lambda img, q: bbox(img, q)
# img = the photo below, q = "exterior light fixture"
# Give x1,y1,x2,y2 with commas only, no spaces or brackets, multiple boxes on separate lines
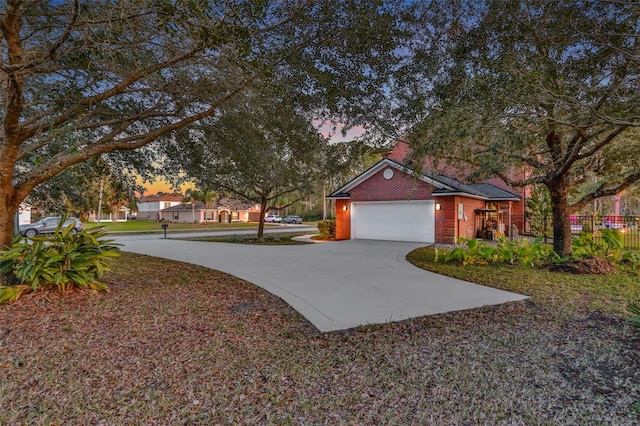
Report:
342,204,348,211
435,203,441,211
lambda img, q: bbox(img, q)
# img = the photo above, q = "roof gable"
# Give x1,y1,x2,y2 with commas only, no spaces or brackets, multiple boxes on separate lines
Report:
327,158,454,198
386,140,524,194
328,157,520,202
139,193,184,203
160,198,261,212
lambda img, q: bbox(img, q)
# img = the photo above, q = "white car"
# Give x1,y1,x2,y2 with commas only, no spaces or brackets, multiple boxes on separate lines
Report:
264,214,282,223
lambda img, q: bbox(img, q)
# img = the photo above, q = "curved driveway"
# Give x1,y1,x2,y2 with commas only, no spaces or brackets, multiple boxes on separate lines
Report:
119,236,528,332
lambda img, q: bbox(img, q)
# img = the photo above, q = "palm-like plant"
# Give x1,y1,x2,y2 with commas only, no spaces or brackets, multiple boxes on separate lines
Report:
199,190,217,222
183,188,201,223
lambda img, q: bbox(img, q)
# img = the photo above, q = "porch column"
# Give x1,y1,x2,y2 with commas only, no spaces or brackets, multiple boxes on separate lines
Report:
335,199,351,240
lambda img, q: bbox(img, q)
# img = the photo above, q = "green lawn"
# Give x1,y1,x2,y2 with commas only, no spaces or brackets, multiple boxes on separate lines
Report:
84,221,278,233
407,247,640,315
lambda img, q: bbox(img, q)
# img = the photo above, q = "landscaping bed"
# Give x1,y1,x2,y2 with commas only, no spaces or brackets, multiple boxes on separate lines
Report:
0,252,638,424
179,232,310,245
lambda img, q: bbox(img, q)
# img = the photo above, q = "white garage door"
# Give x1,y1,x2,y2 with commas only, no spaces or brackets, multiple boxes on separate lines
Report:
351,201,435,243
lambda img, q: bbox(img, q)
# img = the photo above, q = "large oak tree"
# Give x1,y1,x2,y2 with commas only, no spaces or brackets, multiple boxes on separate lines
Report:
405,0,640,256
0,0,408,254
170,92,327,238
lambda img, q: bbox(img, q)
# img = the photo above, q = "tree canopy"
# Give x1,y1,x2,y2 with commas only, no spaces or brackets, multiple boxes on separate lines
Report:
0,0,409,249
171,92,327,237
404,0,640,256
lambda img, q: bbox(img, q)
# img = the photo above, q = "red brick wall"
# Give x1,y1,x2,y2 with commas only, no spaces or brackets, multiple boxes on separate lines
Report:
386,141,411,162
350,168,435,202
458,197,485,241
333,161,527,243
435,197,455,244
435,197,485,244
386,141,528,224
335,199,351,240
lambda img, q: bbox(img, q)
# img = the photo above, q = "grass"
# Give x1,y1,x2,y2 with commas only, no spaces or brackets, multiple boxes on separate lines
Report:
0,251,639,424
180,233,311,245
407,247,640,315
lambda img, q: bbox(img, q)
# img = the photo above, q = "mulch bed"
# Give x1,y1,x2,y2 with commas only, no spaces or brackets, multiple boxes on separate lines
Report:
549,256,618,274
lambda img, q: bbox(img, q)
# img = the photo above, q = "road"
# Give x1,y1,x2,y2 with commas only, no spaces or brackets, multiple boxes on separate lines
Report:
110,224,318,242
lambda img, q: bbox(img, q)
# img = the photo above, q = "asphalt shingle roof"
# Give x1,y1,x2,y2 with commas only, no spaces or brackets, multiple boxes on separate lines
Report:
161,198,258,212
328,158,520,201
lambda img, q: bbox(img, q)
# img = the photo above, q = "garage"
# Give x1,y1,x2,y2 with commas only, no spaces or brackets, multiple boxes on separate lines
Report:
351,200,435,243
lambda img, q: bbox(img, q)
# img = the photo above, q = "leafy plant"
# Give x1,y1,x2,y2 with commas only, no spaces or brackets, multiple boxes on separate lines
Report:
444,245,471,265
525,186,552,239
572,229,624,261
0,222,120,303
317,219,336,239
621,251,640,270
600,229,624,252
443,236,557,268
571,232,600,257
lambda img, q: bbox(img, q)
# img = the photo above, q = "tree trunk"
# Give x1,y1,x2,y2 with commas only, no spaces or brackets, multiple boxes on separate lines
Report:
0,205,17,251
548,178,572,257
0,194,20,285
111,204,118,224
257,196,267,239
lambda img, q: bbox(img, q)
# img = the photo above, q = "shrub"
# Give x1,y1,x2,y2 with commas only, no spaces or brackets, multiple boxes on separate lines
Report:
572,229,625,261
525,186,552,239
0,223,120,303
621,251,640,270
317,219,336,239
443,236,557,268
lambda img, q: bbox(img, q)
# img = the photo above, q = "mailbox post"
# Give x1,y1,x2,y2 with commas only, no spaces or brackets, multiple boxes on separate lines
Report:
161,223,168,239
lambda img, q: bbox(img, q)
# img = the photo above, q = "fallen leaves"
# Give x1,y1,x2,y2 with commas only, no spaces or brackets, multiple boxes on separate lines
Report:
0,253,638,424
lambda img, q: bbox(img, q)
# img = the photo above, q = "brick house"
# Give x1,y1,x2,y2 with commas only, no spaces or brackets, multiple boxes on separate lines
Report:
327,142,526,244
159,198,262,223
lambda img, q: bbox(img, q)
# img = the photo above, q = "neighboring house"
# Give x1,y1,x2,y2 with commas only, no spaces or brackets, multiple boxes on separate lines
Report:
88,205,131,222
159,198,262,223
327,142,526,244
137,193,184,221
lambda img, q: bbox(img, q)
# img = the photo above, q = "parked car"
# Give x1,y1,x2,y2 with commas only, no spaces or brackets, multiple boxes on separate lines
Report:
602,221,624,230
283,215,303,224
570,224,583,233
264,214,283,223
19,217,83,238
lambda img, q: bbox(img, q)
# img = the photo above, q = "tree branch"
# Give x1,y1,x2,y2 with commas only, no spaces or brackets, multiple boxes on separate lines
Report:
570,170,640,212
13,79,251,200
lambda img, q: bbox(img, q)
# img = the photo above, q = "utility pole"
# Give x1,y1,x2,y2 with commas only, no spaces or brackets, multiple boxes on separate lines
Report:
322,185,327,220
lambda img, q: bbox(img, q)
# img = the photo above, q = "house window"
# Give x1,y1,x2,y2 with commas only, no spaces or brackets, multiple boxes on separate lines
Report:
164,202,171,209
205,211,213,220
232,211,239,220
173,212,179,220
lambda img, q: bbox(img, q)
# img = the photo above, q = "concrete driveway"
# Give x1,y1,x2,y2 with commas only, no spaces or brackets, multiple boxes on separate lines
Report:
119,237,528,332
